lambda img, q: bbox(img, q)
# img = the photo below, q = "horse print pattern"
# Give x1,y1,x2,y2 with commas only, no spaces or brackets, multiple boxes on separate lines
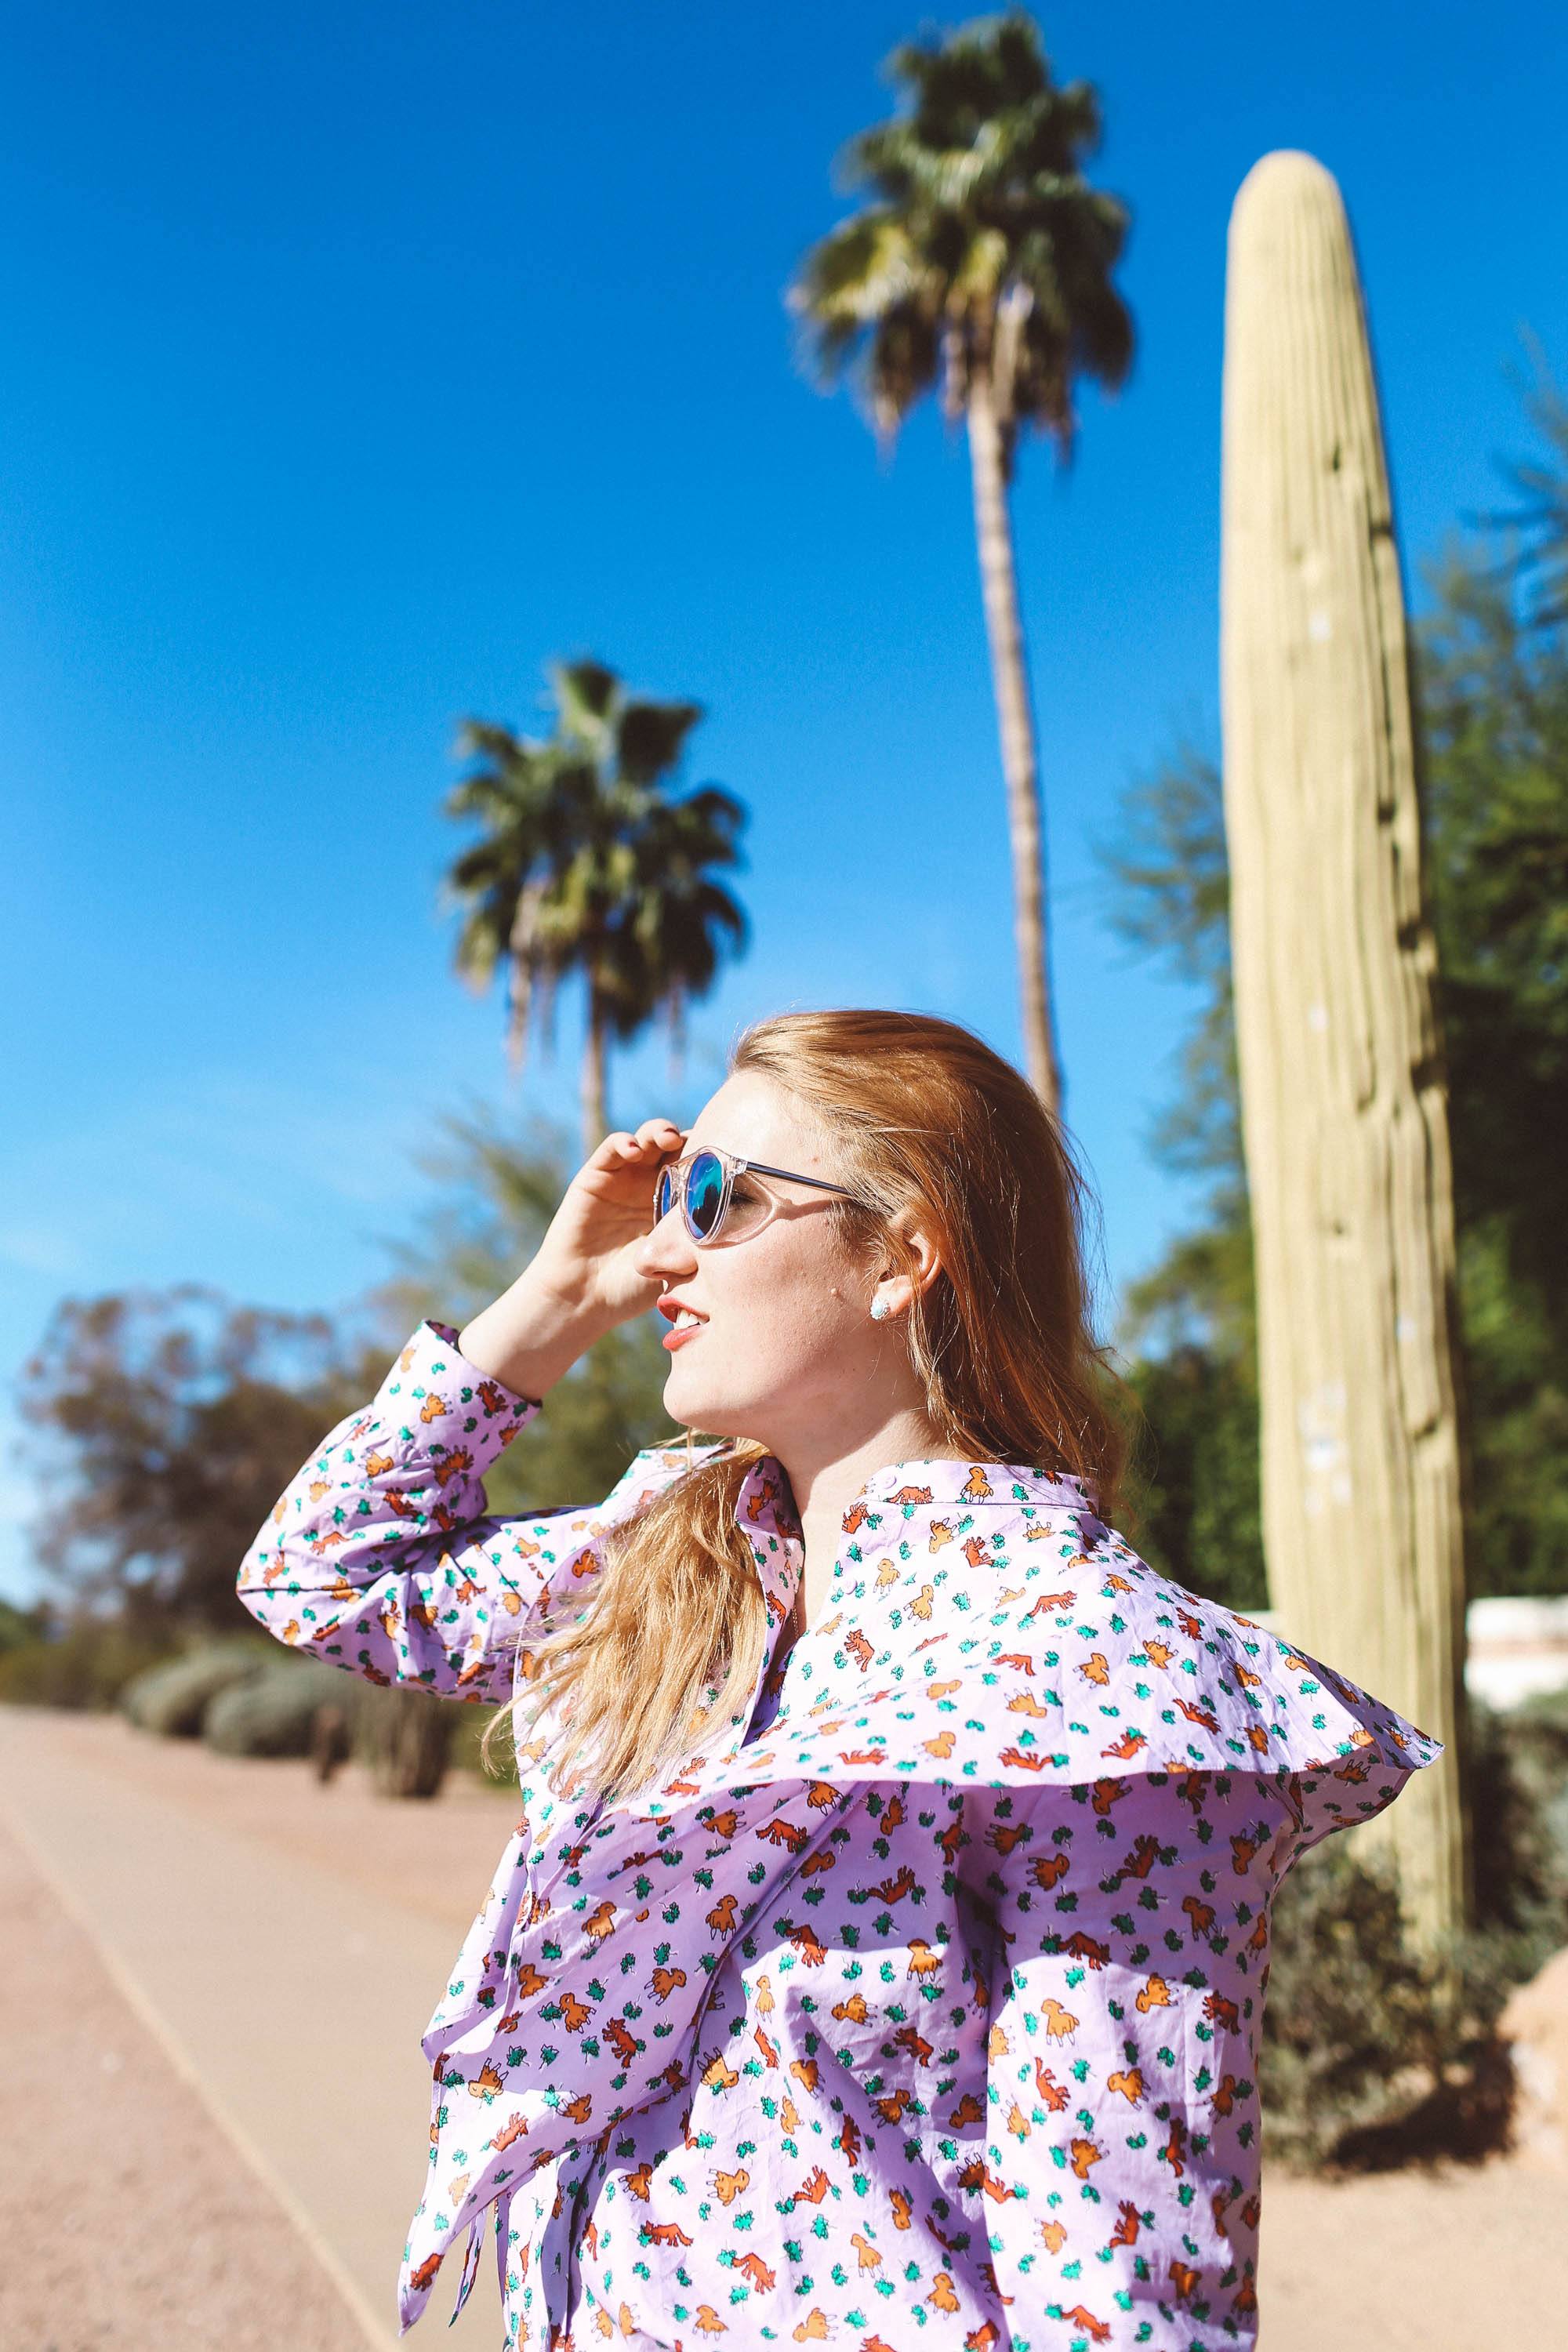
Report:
238,1320,1442,2350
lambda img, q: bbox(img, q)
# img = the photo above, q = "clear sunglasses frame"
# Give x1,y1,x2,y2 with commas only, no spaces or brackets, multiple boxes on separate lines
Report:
652,1145,871,1247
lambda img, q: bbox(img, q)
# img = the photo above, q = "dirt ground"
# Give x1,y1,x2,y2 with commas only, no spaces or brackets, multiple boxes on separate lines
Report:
2,1709,1565,2352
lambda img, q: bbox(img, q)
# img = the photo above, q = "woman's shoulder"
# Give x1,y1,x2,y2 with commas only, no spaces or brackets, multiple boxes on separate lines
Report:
739,1486,1442,1844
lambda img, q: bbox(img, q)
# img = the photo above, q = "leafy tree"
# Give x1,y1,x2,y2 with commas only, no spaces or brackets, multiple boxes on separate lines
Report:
443,658,747,1156
1468,330,1568,636
16,1290,382,1631
1414,524,1568,1592
791,8,1133,1115
13,1123,684,1661
1088,741,1265,1610
1114,1340,1266,1615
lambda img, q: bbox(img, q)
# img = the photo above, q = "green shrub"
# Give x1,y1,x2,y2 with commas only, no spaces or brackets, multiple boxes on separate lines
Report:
354,1683,457,1798
119,1639,271,1737
1262,1842,1513,2167
0,1599,48,1654
452,1700,516,1784
0,1621,175,1711
1263,1690,1568,2169
204,1658,351,1758
1461,1689,1568,1994
194,1663,459,1795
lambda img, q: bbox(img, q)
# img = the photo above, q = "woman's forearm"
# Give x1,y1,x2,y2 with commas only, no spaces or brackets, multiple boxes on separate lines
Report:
456,1266,614,1401
237,1319,550,1700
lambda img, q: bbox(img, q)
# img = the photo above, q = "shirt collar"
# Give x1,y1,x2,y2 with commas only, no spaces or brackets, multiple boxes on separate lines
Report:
728,1458,804,1628
729,1451,1098,1625
851,1456,1098,1512
662,1450,1101,1805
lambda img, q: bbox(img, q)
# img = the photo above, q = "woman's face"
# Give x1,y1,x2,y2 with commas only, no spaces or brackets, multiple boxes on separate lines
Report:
630,1070,913,1454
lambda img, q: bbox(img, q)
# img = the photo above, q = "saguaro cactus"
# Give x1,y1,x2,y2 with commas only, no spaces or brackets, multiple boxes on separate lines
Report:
1219,151,1470,1945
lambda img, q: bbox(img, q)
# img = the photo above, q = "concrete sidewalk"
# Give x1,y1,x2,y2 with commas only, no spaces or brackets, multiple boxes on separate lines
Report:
0,1708,508,2349
0,1809,375,2352
2,1706,1565,2352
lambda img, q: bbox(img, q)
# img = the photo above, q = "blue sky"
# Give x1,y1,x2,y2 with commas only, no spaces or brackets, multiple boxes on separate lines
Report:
4,2,1565,1599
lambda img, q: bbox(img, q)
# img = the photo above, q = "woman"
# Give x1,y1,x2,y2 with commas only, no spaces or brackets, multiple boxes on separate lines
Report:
238,1008,1441,2352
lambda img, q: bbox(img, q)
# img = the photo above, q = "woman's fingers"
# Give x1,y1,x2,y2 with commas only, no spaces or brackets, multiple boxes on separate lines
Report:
589,1119,684,1170
633,1116,684,1153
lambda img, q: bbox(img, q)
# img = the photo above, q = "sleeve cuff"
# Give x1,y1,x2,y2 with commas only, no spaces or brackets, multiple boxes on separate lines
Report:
366,1319,543,1468
421,1317,543,1411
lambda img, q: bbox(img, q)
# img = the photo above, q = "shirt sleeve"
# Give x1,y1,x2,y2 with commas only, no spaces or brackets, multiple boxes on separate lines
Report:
956,1771,1288,2347
235,1317,692,1706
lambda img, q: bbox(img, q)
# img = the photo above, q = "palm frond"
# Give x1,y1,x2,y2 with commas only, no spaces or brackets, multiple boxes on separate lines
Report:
439,654,750,1097
790,6,1132,462
551,659,619,739
1465,331,1568,633
789,215,928,350
869,307,943,441
452,903,505,990
617,697,704,787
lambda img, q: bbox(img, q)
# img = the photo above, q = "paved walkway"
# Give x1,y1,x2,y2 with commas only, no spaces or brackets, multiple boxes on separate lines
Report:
0,1708,510,2349
2,1707,1563,2352
0,1809,373,2352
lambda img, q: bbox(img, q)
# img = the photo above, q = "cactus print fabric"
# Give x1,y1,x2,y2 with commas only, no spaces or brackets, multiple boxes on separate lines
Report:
238,1319,1443,2351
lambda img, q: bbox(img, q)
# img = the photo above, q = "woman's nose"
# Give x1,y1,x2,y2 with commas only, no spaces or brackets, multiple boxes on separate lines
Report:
631,1208,699,1283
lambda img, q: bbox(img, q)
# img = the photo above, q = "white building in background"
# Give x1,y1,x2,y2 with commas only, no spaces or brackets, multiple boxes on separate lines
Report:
1461,1598,1568,1712
1247,1596,1568,1712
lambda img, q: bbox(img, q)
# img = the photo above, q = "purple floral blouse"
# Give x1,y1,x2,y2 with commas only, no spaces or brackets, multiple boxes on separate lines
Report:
237,1319,1442,2352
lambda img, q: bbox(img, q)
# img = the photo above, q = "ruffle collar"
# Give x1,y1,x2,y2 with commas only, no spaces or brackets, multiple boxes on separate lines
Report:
637,1450,1441,1852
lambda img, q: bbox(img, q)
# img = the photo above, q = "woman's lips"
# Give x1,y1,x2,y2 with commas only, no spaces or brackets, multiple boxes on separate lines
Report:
662,1321,702,1352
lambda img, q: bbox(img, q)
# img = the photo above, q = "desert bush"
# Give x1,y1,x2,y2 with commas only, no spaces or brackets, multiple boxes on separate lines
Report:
1466,1689,1568,1976
0,1618,175,1711
0,1599,48,1653
1484,1686,1568,1894
355,1683,456,1798
1261,1841,1515,2168
452,1701,517,1784
119,1639,271,1736
1263,1690,1568,2169
198,1658,459,1795
204,1657,350,1759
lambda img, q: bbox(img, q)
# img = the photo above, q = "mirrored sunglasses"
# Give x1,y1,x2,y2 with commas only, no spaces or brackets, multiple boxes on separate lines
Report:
652,1146,866,1246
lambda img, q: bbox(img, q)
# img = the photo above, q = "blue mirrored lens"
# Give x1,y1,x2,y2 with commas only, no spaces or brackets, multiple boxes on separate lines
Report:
685,1152,726,1237
655,1167,674,1221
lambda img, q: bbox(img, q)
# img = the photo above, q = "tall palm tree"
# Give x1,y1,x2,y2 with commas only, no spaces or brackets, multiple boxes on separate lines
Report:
790,9,1134,1115
442,659,747,1156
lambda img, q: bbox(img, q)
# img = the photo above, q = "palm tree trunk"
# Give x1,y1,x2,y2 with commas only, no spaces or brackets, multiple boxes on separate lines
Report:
967,379,1063,1118
505,880,542,1074
582,987,609,1160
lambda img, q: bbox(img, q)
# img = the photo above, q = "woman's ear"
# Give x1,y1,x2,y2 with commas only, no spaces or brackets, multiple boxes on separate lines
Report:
883,1214,946,1303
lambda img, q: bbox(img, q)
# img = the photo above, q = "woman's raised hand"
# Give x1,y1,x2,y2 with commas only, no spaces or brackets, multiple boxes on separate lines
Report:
456,1119,685,1398
528,1119,687,1324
